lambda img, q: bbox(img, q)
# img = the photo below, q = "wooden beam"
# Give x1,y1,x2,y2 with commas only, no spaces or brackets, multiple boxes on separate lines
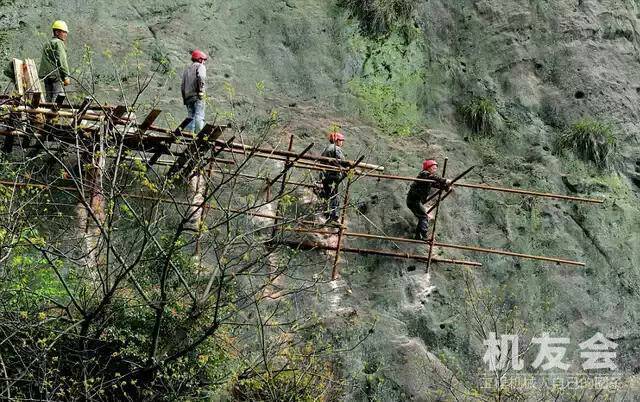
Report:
30,92,41,108
166,124,222,178
75,97,93,122
112,105,128,119
12,59,24,95
23,58,43,94
174,118,192,136
137,109,162,136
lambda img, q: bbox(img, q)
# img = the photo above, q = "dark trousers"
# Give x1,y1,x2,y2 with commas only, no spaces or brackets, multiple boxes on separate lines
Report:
322,180,340,221
44,78,63,103
407,199,429,240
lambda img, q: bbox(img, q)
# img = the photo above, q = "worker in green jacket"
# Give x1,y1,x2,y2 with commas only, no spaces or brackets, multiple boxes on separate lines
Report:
39,20,70,102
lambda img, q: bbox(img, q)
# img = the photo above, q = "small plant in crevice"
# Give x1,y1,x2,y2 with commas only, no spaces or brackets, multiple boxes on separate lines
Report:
459,97,499,137
340,0,415,36
553,118,617,170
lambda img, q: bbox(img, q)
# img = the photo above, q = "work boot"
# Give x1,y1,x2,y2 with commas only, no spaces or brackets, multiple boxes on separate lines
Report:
415,218,429,241
326,214,342,227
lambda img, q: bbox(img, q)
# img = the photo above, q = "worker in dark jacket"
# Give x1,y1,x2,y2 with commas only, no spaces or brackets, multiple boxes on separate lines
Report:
39,20,70,102
320,131,346,223
181,49,208,133
406,159,452,240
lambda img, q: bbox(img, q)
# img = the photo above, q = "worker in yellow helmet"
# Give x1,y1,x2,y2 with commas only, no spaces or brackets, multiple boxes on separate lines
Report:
39,20,70,102
320,131,346,223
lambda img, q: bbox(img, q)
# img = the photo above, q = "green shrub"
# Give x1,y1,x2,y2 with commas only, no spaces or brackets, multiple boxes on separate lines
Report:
554,118,617,169
348,78,420,136
341,0,415,35
459,97,498,137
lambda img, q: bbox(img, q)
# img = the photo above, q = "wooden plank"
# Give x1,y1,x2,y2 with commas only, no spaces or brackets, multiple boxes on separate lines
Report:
113,105,128,118
75,97,92,121
23,58,43,94
12,59,24,95
174,118,192,136
30,92,41,108
148,145,171,166
167,124,221,178
137,109,161,136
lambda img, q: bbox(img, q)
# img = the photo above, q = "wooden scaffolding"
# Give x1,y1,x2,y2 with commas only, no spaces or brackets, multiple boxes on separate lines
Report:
0,93,604,280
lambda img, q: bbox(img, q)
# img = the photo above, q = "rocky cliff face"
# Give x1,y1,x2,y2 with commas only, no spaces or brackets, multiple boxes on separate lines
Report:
1,0,639,399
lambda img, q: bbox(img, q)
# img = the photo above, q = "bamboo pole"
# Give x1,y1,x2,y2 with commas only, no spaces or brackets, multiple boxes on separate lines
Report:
427,158,447,273
266,142,313,187
455,182,604,204
130,156,236,167
0,95,117,111
0,179,338,230
215,146,345,171
1,103,604,205
0,179,586,267
284,227,586,267
332,176,352,280
210,169,316,188
271,135,295,239
3,105,105,121
288,160,603,205
166,140,605,205
276,240,482,267
430,241,585,267
214,139,384,171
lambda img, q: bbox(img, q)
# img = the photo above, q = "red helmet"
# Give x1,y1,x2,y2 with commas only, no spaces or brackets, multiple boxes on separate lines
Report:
191,49,208,62
422,159,438,170
328,132,345,143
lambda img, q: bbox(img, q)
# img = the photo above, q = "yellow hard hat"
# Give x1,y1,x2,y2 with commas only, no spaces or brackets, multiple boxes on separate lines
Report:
51,20,68,32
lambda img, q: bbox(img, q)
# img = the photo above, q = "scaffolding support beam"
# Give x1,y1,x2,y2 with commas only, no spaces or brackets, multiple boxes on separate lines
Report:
276,240,482,267
271,135,296,239
332,176,352,280
213,138,384,171
426,158,448,273
266,142,313,187
283,227,585,267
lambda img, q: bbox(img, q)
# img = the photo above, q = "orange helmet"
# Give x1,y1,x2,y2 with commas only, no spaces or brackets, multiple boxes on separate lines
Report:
328,131,345,143
422,159,438,170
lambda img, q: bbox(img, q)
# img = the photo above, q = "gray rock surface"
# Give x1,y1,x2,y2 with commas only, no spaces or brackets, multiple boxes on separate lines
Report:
1,0,639,399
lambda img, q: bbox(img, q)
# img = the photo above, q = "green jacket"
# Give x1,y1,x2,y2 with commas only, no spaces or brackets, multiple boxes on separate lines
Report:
39,37,69,81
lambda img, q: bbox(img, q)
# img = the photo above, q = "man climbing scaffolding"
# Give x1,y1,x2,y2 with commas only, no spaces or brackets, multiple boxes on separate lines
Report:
181,49,208,133
39,20,70,102
319,131,346,223
406,159,452,240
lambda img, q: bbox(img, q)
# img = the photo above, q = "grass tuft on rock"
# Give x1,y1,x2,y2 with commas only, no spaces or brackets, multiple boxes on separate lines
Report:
554,118,617,170
459,97,498,137
340,0,415,36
